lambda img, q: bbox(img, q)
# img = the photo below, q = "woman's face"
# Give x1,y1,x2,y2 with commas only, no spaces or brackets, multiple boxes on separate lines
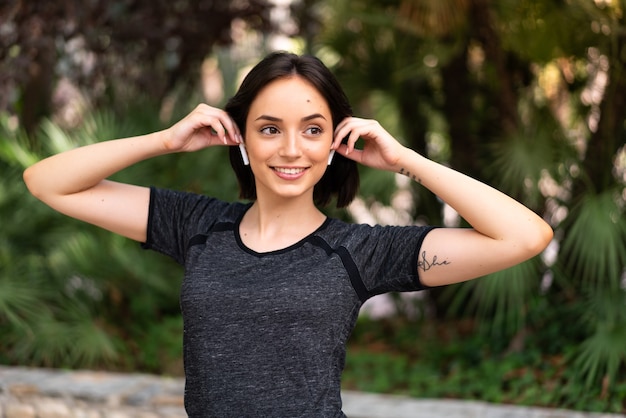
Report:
244,75,334,204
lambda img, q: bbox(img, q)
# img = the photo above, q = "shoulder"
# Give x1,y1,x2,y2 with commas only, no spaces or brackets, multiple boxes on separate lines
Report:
313,218,437,296
317,218,434,249
149,187,249,224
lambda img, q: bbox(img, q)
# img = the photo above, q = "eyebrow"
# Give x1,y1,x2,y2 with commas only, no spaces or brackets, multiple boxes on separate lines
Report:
254,113,327,122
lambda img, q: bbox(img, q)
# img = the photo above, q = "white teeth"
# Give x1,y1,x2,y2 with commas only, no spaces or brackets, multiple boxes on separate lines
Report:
274,167,305,175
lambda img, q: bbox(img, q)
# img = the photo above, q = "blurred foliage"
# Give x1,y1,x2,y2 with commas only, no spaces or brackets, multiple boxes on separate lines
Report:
343,315,626,413
1,0,626,413
0,0,273,133
0,95,240,374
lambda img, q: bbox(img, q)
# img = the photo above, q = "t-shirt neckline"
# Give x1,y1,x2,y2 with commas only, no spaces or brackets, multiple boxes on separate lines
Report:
233,203,332,257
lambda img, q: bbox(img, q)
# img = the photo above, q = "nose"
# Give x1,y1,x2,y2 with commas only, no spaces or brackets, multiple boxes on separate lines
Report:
278,130,302,159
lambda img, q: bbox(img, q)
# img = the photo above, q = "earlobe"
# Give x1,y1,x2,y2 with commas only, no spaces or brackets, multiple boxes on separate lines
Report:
327,150,335,166
239,144,250,165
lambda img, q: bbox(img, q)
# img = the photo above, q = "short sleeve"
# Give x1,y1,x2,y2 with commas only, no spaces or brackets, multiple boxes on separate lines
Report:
344,224,436,296
141,187,230,265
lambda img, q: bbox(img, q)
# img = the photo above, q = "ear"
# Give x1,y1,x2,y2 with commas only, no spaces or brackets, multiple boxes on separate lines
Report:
327,150,335,166
239,144,250,165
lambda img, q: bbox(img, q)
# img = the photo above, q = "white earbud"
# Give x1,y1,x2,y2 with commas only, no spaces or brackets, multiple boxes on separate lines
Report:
239,143,250,165
327,150,335,166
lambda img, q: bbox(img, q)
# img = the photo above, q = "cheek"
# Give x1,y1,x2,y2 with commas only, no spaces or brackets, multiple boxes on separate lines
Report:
311,135,334,156
305,147,329,165
308,145,328,157
245,139,270,160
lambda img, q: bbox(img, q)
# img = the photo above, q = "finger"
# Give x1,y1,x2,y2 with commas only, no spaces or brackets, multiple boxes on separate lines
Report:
331,131,343,150
333,117,354,149
204,107,240,144
332,131,348,151
337,144,363,163
229,116,243,143
345,129,362,154
203,118,227,144
215,117,242,146
221,115,241,144
195,106,232,144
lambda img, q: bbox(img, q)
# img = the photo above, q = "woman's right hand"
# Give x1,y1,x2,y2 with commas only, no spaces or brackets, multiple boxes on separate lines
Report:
163,104,242,152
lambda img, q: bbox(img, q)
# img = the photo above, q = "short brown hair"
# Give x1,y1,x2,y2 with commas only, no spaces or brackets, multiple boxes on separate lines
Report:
225,52,359,208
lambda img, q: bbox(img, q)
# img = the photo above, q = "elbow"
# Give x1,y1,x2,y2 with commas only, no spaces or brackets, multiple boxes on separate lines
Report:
23,165,46,201
23,166,36,195
23,166,39,197
526,220,554,257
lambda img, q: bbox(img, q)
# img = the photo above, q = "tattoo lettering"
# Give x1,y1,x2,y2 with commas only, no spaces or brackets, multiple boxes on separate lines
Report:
398,167,420,183
417,251,450,272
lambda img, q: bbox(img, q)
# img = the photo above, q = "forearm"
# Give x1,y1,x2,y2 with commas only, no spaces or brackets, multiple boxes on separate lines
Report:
395,148,552,252
24,130,169,200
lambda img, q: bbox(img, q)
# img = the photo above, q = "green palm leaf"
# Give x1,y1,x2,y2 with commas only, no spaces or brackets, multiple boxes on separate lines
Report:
560,191,626,289
6,307,120,368
0,273,47,328
574,322,626,389
486,107,575,208
0,115,39,168
444,256,545,337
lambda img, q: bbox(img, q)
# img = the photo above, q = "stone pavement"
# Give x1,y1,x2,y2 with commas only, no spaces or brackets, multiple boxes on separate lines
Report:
1,366,624,418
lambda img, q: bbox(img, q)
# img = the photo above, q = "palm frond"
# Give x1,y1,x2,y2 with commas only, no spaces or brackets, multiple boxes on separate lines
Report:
574,322,626,389
0,115,40,168
40,119,79,154
444,257,544,337
0,273,47,328
67,315,121,367
560,190,626,289
4,295,122,368
486,106,575,208
570,270,626,389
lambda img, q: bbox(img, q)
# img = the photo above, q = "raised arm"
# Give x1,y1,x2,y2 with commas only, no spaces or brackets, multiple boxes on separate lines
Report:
333,117,553,287
23,104,241,242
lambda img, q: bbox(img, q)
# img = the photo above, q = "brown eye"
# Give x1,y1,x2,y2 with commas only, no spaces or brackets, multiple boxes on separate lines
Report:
305,126,323,135
260,126,280,135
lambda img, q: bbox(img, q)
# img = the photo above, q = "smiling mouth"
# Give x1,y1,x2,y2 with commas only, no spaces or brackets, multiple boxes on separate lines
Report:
273,167,307,175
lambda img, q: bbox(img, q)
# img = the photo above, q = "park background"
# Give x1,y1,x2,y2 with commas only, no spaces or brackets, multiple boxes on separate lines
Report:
0,0,625,413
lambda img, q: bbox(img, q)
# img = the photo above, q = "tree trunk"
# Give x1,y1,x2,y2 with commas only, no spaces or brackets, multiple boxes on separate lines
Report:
19,26,56,137
470,0,520,137
397,78,443,226
583,35,626,194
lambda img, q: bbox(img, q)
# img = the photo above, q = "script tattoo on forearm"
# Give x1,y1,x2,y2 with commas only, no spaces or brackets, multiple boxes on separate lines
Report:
399,167,420,184
417,251,450,272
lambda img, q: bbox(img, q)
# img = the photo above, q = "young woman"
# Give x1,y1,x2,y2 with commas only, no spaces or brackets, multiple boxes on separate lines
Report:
23,52,553,417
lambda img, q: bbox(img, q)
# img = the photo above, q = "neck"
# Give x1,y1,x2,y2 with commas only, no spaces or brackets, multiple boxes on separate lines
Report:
238,189,328,253
249,194,325,233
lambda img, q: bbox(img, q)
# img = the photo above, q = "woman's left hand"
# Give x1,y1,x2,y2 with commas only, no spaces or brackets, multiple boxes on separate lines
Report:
332,117,407,172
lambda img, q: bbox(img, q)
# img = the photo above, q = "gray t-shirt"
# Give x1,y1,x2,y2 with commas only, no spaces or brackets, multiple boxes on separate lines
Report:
142,187,434,418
